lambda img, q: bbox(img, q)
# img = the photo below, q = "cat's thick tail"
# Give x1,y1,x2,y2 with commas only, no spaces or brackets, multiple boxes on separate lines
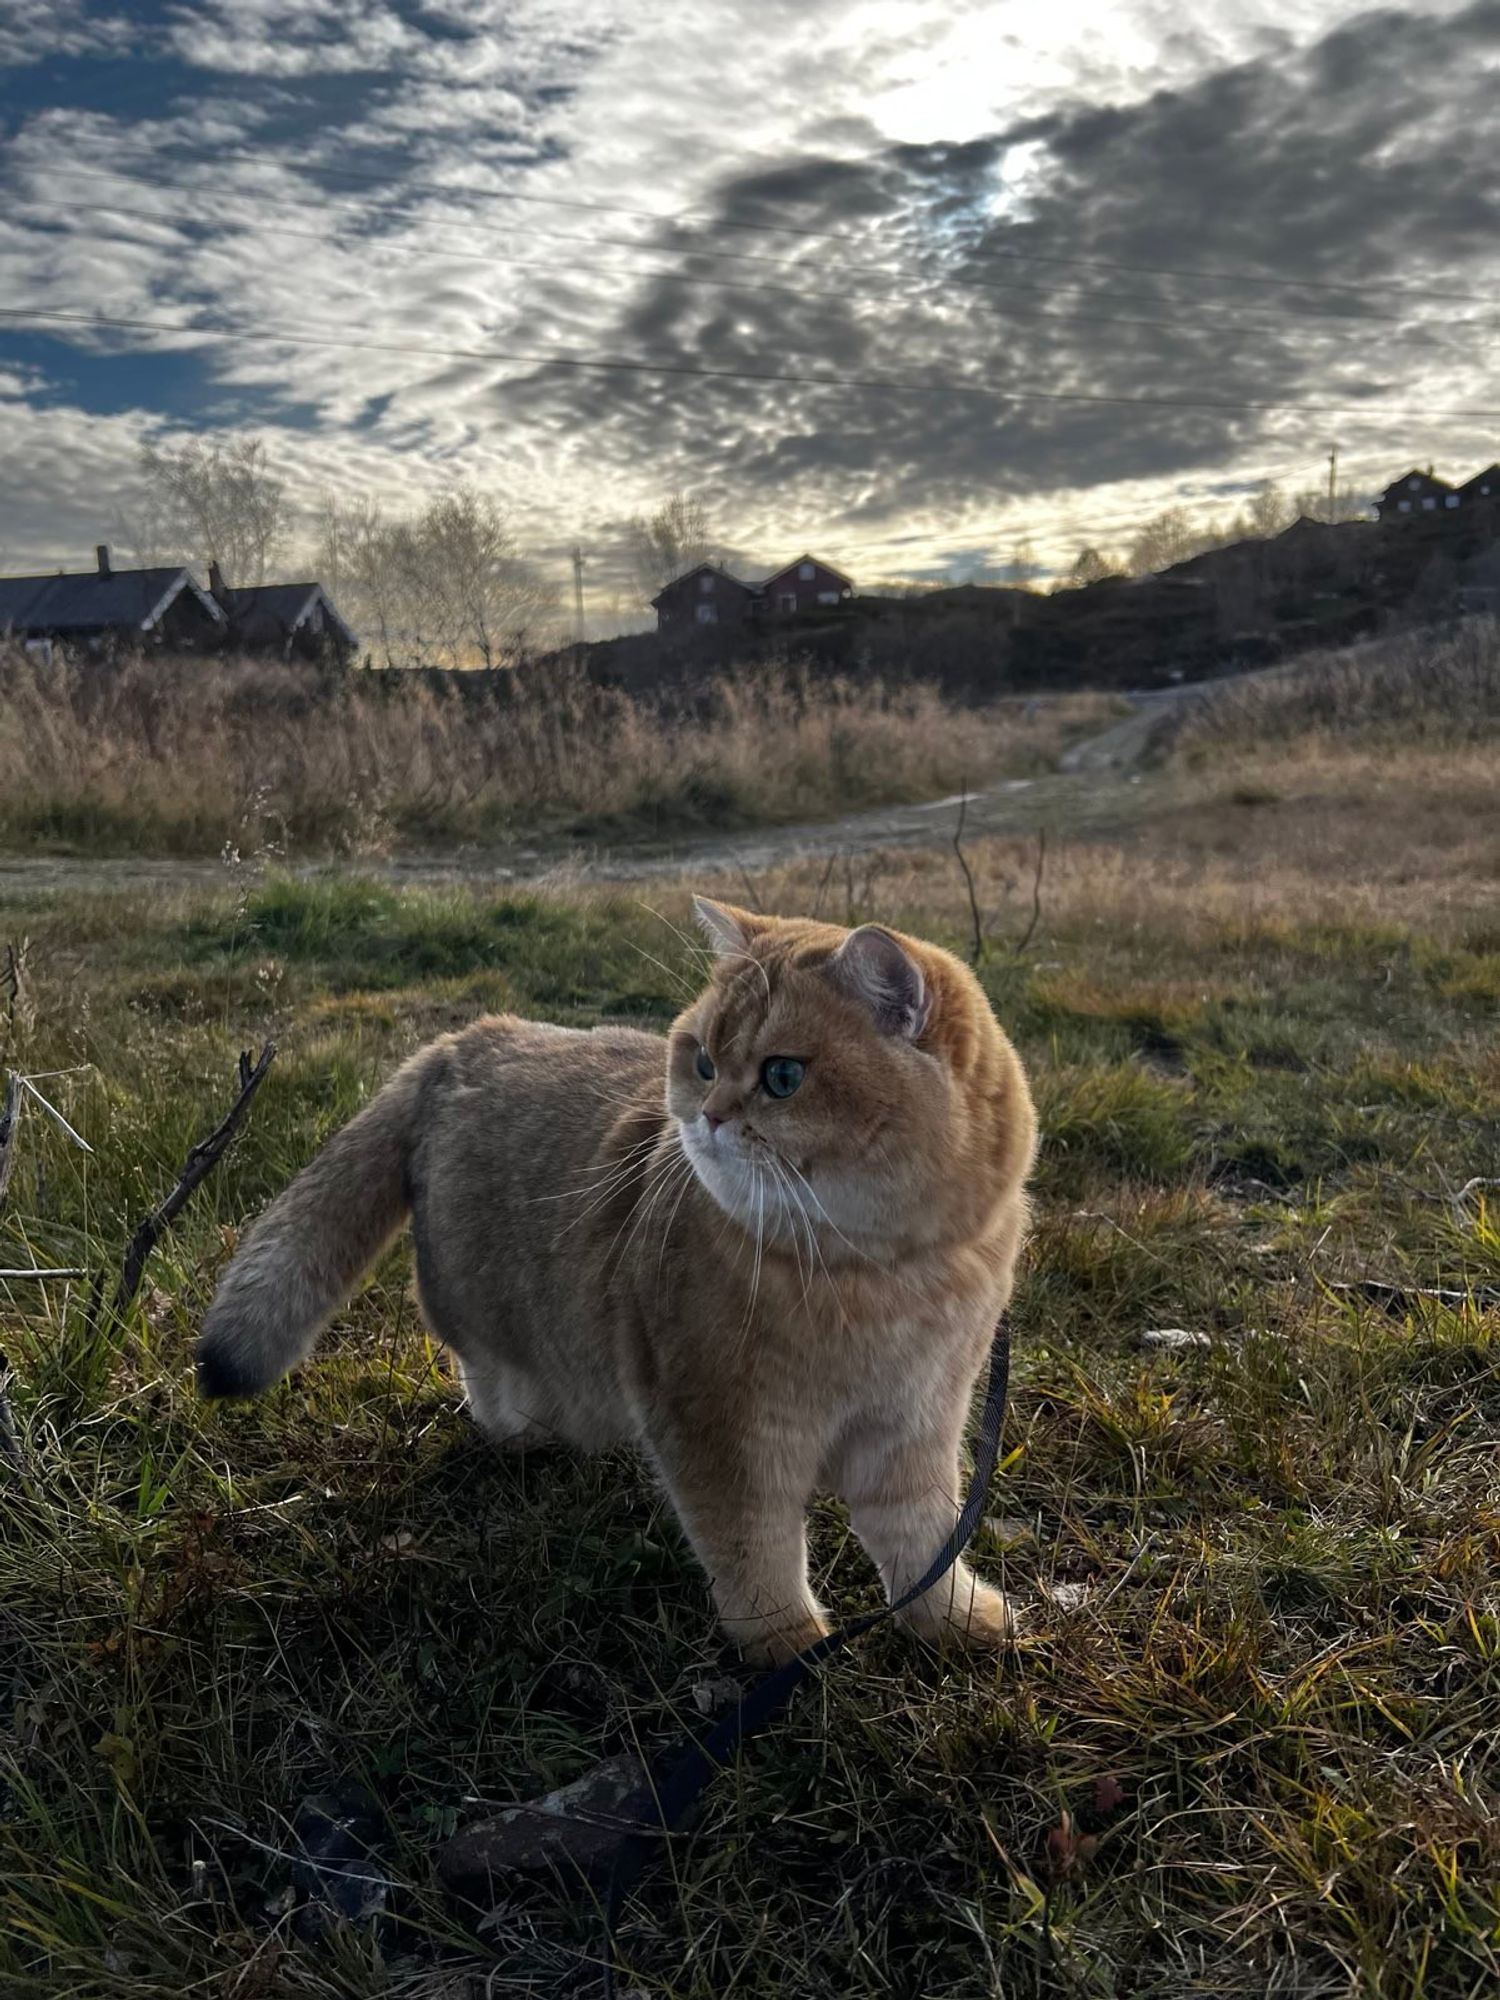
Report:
196,1046,439,1398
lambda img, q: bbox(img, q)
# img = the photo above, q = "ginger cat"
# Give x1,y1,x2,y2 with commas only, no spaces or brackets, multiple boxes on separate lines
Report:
198,899,1036,1664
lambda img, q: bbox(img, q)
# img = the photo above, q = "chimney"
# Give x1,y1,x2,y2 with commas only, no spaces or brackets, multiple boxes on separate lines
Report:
96,544,111,576
209,558,226,598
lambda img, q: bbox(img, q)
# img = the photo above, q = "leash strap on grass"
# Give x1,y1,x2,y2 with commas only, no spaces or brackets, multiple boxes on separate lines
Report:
600,1312,1012,1996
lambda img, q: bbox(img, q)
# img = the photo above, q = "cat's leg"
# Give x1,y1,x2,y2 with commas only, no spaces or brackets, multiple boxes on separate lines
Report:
838,1406,1013,1650
457,1353,554,1451
650,1427,829,1666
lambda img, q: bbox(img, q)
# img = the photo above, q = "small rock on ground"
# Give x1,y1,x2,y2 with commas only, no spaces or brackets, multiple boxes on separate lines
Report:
436,1753,658,1898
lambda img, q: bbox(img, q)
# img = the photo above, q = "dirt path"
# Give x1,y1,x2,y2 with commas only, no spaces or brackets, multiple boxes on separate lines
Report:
0,686,1198,903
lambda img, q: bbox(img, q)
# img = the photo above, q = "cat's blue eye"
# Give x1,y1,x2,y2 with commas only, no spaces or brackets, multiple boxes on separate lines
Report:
761,1057,805,1099
695,1046,715,1081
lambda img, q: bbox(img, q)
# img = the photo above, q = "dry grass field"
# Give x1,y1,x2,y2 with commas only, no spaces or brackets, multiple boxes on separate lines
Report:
1,624,1498,1998
0,648,1112,858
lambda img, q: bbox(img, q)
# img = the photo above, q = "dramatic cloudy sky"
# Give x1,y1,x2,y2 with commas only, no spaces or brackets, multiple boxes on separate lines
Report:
1,0,1498,624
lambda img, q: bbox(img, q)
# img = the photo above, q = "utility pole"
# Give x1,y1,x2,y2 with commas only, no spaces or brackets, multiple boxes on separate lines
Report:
1326,443,1338,523
571,545,587,648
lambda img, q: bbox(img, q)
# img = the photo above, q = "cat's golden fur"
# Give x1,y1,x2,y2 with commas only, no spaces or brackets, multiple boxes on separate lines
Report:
198,899,1036,1663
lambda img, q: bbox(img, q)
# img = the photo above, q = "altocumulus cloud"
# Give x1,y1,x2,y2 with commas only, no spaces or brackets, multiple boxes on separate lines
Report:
0,0,1496,607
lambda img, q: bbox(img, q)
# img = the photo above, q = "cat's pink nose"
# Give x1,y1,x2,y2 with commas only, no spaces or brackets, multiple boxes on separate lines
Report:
704,1110,724,1132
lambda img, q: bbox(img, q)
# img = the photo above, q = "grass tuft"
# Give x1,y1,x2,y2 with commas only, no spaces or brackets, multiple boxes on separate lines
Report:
3,740,1500,1995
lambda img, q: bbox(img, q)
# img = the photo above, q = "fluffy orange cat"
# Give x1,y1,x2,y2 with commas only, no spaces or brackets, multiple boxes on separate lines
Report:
198,899,1037,1663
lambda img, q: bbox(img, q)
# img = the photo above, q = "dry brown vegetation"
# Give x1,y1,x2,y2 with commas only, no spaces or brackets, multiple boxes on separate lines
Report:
0,648,1110,857
1165,615,1500,756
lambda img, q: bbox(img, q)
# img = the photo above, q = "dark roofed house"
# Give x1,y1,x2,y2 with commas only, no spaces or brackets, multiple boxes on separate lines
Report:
1376,469,1458,520
651,553,854,631
651,562,760,630
1457,464,1500,505
758,554,854,618
209,562,357,661
0,545,225,651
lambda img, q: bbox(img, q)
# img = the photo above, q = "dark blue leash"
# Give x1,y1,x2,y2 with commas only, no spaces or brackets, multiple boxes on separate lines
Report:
600,1312,1012,1996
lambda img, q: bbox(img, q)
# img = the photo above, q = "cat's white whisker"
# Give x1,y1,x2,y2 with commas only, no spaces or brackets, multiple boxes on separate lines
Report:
637,901,717,975
601,1138,689,1277
626,940,699,1002
547,1136,662,1238
533,1130,658,1207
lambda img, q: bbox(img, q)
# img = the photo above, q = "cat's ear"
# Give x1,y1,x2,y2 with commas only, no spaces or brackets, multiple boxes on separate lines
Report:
692,895,761,957
826,926,930,1039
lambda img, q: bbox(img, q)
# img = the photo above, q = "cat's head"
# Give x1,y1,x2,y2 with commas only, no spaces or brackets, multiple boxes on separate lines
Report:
665,896,1034,1258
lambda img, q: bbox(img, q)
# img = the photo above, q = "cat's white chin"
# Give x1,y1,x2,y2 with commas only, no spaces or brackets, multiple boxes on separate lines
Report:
678,1119,880,1252
679,1120,802,1241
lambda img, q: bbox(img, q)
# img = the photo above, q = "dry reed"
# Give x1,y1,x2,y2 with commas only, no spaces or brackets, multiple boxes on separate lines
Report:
0,650,1095,856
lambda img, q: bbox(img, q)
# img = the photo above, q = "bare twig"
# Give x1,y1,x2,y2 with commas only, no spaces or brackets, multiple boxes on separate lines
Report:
809,849,839,922
0,1071,21,1212
1330,1277,1500,1314
18,1076,92,1154
1013,828,1048,956
2,938,34,1055
951,787,984,967
112,1042,277,1317
734,865,765,914
0,1349,20,1473
0,1268,85,1281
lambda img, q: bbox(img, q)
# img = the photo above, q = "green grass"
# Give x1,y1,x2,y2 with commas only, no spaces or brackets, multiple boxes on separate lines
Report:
3,865,1500,1997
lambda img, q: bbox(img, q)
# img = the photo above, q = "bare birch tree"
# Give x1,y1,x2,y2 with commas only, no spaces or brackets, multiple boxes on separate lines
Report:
134,436,288,585
626,492,723,607
315,487,556,668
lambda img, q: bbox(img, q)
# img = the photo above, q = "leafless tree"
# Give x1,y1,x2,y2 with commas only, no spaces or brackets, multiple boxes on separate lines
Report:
1008,538,1042,590
132,436,288,586
315,487,557,668
1054,545,1124,590
417,489,557,669
625,492,724,607
1126,506,1215,576
1233,484,1297,539
314,493,401,664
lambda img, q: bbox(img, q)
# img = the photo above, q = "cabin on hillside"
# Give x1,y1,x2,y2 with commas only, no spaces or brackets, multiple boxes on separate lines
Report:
0,546,357,660
1456,464,1500,505
758,554,854,617
1376,469,1458,519
651,563,761,630
209,562,357,661
0,545,225,654
651,553,853,631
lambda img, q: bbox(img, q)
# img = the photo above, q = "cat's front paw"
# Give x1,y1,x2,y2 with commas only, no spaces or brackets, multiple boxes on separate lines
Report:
730,1612,832,1668
942,1578,1014,1650
901,1565,1014,1651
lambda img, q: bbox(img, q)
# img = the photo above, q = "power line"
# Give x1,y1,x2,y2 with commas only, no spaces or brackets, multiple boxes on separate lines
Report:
21,147,1497,308
8,301,1500,420
16,158,1500,334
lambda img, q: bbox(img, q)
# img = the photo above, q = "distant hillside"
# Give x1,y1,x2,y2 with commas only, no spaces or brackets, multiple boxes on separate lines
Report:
571,502,1500,698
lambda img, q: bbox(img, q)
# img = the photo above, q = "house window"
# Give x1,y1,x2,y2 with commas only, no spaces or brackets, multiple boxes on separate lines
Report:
779,592,797,613
1482,484,1493,496
695,603,718,624
1398,500,1412,513
798,562,814,580
1422,497,1437,511
1408,477,1422,489
816,590,839,605
1446,494,1460,508
699,574,714,593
